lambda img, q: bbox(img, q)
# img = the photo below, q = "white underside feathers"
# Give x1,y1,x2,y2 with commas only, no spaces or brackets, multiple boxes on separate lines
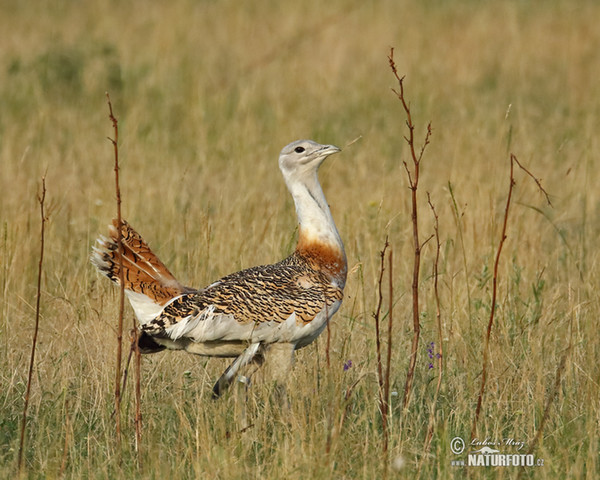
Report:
125,290,164,325
161,298,342,348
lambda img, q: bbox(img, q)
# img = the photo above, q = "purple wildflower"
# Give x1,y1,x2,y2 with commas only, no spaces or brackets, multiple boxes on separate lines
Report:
426,341,441,369
343,360,353,371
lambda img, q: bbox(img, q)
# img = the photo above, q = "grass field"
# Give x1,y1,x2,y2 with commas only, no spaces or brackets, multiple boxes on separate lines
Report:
1,0,599,478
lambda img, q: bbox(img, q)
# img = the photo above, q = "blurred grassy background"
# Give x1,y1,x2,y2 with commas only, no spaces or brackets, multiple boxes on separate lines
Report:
1,0,599,478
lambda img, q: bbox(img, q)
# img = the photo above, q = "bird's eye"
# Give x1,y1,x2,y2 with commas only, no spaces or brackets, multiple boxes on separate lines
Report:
294,146,305,153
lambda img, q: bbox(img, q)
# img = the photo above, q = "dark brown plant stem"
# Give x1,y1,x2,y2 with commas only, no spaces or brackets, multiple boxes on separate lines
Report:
382,249,394,472
325,312,331,369
471,153,551,439
388,47,433,410
106,92,125,447
427,195,443,377
512,156,552,207
132,325,143,468
17,176,47,474
373,238,389,478
471,155,516,438
384,249,394,433
420,194,443,468
374,238,389,405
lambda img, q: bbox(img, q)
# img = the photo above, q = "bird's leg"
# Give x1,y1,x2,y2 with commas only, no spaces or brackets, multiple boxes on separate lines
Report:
262,343,295,411
234,373,251,430
212,342,263,399
234,352,266,429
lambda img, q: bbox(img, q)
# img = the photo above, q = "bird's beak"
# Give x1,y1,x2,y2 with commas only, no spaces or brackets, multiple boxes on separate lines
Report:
319,144,341,157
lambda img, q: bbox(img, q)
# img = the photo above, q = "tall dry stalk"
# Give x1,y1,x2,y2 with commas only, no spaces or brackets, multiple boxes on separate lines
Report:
325,313,331,369
17,176,47,474
383,249,394,473
427,195,443,378
388,48,433,410
373,243,389,431
106,94,144,467
384,248,393,432
106,93,125,448
129,325,143,468
447,182,472,324
372,239,392,478
471,154,551,438
373,239,389,405
471,157,514,438
418,194,443,475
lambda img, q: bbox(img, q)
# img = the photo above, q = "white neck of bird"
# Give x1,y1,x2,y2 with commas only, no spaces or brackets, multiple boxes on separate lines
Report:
287,171,344,252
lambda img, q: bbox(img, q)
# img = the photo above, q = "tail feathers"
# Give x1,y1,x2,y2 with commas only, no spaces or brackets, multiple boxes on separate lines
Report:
92,219,191,306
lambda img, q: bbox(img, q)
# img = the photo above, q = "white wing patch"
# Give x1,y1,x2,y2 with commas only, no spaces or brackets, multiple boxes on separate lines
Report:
166,305,216,340
125,290,164,325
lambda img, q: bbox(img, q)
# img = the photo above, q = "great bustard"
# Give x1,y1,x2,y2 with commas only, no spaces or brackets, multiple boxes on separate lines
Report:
92,140,347,397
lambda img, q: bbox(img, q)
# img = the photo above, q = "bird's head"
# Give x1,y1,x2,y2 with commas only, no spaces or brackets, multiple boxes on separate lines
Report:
278,140,341,182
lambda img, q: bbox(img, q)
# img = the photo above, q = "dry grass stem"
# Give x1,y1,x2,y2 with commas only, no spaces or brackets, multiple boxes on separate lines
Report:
106,92,125,448
373,238,389,401
133,325,143,468
373,238,390,464
17,176,47,474
384,247,393,426
471,155,515,438
388,47,433,410
472,154,552,438
419,193,443,470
